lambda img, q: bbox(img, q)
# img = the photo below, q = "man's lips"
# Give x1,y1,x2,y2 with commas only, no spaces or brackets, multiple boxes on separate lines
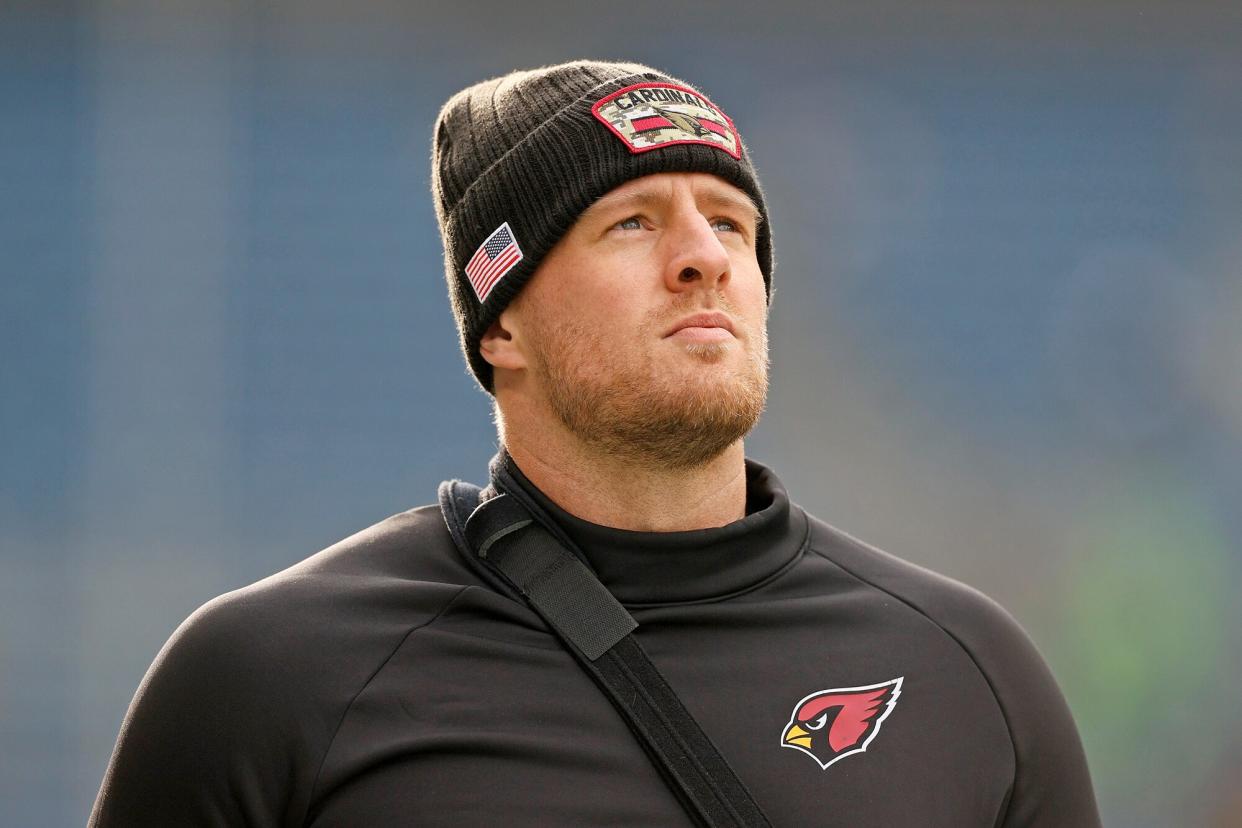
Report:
664,312,737,340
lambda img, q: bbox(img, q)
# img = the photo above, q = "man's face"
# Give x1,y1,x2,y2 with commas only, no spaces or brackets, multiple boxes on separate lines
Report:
496,171,770,469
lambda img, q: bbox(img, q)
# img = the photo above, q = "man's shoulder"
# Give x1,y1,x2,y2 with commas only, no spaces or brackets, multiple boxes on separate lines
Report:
93,504,481,826
799,509,1047,679
213,502,472,618
788,507,1099,824
284,502,464,581
162,503,478,701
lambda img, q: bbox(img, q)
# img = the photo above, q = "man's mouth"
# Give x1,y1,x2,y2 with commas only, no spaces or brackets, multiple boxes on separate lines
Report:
664,312,736,343
669,327,734,344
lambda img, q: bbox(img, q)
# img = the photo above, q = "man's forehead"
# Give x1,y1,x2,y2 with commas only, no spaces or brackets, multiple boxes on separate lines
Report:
585,173,761,220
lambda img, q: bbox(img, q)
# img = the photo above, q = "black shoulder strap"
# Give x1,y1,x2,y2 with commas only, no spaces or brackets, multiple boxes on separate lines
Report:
438,480,772,828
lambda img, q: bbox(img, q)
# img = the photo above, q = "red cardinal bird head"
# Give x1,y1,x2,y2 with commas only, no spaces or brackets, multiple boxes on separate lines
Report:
781,677,903,769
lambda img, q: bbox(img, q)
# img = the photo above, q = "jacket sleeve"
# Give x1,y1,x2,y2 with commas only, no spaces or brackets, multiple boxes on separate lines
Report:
882,560,1102,826
977,603,1101,828
814,520,1102,827
89,594,305,827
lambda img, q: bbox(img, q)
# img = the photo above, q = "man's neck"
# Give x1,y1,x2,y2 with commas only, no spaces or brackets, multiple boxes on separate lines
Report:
502,436,749,533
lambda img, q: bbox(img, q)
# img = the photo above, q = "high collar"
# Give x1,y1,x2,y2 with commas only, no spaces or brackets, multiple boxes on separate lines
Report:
489,452,808,606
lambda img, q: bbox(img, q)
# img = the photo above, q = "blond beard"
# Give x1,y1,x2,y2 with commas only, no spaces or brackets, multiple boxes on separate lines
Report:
524,298,769,470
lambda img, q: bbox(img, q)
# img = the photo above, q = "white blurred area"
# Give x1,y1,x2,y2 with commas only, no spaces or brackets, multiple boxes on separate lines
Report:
2,2,1240,825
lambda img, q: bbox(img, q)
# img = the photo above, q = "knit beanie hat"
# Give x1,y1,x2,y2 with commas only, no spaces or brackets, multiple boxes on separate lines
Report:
431,59,773,392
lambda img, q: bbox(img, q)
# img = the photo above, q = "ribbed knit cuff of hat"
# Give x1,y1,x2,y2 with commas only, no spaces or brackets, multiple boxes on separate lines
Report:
432,60,773,393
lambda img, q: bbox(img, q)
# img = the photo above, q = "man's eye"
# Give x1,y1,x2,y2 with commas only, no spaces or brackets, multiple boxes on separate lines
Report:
615,216,643,231
711,217,740,233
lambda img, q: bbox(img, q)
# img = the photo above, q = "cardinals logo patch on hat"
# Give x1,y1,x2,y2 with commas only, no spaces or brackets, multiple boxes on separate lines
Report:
781,677,903,770
592,82,741,159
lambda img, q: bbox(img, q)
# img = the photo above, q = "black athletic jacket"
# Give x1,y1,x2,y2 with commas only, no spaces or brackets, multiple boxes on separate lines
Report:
91,457,1100,826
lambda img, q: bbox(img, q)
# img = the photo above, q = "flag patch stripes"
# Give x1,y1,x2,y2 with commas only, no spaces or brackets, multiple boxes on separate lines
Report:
465,222,523,302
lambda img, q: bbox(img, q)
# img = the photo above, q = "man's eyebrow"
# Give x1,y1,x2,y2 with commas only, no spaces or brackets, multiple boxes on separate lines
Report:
698,190,762,225
584,187,762,225
583,189,664,218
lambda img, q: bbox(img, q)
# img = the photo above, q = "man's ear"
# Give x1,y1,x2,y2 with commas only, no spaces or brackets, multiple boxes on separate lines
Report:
479,308,527,371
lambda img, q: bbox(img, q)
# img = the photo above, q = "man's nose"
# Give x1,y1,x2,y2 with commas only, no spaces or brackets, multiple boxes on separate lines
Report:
662,213,731,294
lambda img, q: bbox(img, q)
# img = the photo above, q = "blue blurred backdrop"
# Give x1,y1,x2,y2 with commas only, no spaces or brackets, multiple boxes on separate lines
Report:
3,2,1240,825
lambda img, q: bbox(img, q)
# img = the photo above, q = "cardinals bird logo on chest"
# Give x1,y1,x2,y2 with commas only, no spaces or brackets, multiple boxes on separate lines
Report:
781,677,903,770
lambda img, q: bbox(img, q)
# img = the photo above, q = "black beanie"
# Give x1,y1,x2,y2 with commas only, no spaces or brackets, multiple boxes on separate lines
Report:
431,59,773,392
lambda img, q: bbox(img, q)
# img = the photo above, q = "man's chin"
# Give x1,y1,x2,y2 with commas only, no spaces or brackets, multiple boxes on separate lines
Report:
679,341,734,362
546,371,767,468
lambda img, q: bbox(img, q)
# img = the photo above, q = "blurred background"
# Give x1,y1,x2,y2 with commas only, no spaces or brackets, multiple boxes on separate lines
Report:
3,1,1240,825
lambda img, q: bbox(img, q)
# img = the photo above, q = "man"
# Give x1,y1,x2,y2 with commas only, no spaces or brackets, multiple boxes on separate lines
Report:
92,60,1100,826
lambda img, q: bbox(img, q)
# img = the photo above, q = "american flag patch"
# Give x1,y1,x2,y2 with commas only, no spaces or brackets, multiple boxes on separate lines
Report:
464,222,523,302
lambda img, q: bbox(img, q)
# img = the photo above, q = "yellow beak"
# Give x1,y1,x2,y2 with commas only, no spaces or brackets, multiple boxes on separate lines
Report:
784,723,813,749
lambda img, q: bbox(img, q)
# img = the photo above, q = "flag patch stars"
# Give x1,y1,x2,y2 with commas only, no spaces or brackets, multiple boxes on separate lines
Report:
465,222,523,302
